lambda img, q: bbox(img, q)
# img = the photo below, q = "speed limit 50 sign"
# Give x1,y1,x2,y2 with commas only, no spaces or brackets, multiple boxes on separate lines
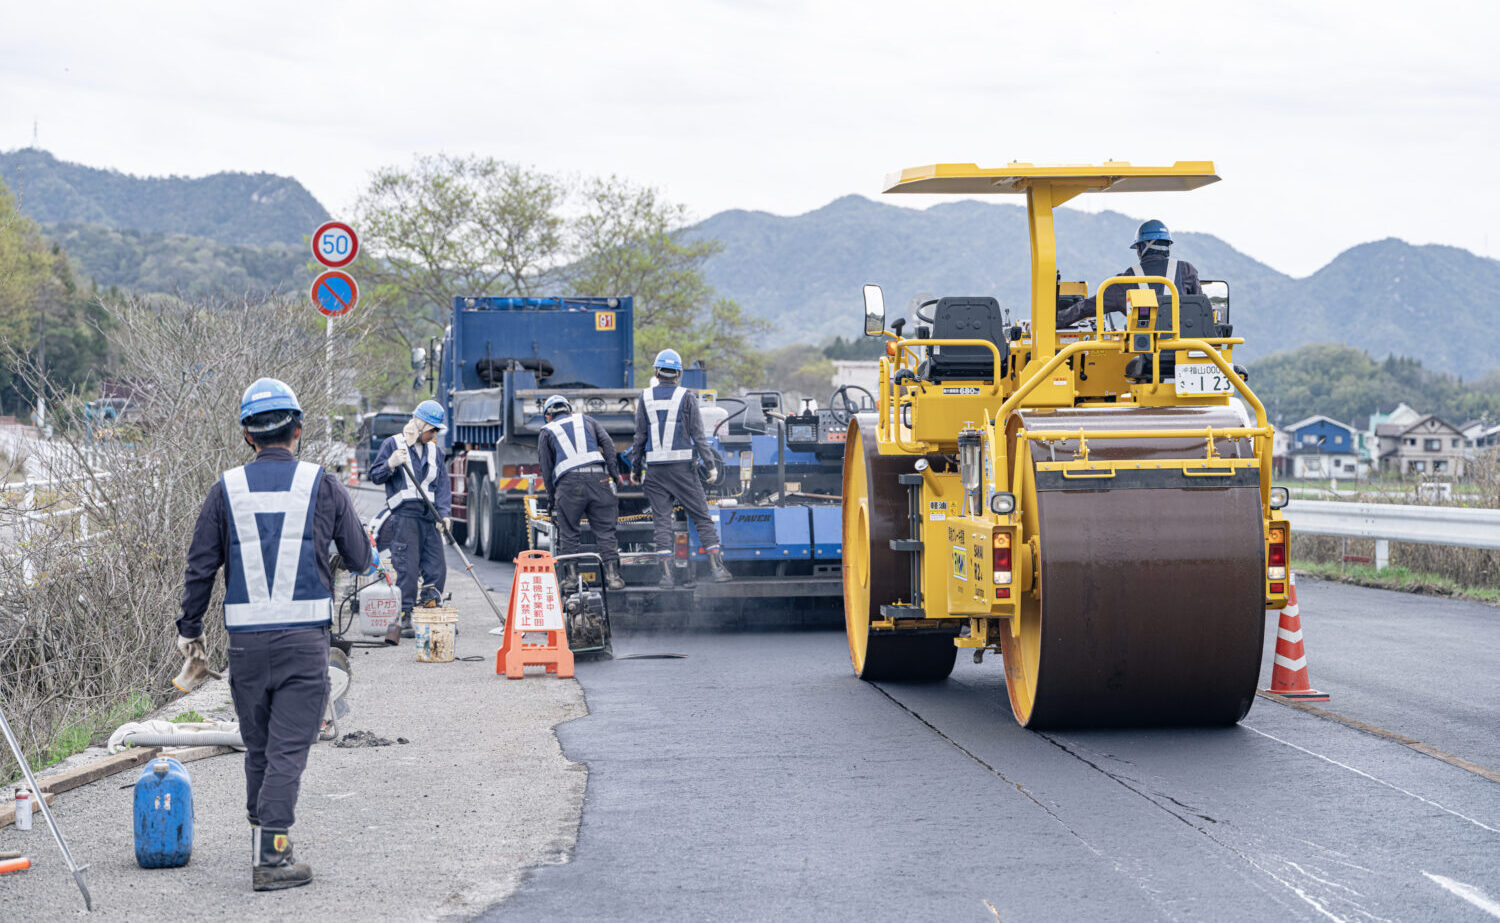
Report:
312,221,359,269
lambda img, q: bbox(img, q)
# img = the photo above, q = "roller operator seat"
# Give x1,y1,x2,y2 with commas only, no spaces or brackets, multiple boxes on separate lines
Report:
919,296,1009,382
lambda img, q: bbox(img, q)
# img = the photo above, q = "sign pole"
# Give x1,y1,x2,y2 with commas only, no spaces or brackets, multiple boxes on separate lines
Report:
310,221,360,446
326,313,334,441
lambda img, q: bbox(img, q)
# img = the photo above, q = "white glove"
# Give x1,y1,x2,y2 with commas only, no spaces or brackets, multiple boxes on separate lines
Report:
387,445,409,471
402,419,424,447
177,635,207,661
442,517,452,535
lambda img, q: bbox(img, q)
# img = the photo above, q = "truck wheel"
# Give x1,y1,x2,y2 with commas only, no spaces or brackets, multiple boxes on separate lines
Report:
477,478,497,559
462,472,483,555
487,508,524,563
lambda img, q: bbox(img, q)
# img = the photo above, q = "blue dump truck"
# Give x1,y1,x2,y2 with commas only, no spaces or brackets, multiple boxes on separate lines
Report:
434,295,855,611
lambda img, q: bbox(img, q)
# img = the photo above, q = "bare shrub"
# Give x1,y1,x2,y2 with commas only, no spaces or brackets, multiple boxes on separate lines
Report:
0,294,369,775
1293,452,1500,589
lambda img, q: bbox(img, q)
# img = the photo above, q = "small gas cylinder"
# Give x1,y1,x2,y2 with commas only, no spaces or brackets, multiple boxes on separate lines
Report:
358,577,402,637
133,757,193,868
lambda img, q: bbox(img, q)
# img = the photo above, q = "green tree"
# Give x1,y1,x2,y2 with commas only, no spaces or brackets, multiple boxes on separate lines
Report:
350,155,568,402
1249,343,1500,429
565,176,765,390
0,181,110,416
352,161,760,399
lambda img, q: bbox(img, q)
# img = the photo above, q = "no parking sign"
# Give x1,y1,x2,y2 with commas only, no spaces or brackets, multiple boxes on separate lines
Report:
311,269,358,317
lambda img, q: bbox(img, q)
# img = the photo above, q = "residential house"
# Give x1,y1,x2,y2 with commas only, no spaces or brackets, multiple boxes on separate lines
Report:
1375,414,1468,477
1285,415,1363,478
1460,419,1500,454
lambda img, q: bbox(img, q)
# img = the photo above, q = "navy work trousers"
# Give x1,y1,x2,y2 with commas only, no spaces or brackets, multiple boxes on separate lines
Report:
643,461,720,552
228,626,330,829
554,470,620,564
379,511,447,611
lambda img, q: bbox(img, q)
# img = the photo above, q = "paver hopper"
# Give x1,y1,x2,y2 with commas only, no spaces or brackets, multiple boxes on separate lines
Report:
844,162,1291,727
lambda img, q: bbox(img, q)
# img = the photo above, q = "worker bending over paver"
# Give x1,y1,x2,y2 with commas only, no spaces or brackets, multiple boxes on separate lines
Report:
538,394,627,589
178,377,375,891
627,349,733,588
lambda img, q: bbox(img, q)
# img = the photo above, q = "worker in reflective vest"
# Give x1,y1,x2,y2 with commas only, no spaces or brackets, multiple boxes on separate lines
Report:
537,394,626,590
626,349,733,588
369,399,452,640
1057,219,1203,328
178,377,375,891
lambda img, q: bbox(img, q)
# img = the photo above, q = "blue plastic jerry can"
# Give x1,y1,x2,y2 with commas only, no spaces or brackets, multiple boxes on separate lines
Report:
133,756,193,868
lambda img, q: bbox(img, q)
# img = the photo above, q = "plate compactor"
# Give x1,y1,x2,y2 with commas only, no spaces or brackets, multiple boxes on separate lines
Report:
844,162,1291,728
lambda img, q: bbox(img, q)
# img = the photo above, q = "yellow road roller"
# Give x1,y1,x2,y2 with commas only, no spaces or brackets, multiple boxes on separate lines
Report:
843,162,1291,727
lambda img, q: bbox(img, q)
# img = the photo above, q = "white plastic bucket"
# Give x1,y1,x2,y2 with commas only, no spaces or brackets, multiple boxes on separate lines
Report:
413,608,458,663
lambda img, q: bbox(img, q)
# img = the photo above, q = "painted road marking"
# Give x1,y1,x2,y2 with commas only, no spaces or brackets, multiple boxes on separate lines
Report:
1423,872,1500,919
1242,724,1500,834
1258,691,1500,784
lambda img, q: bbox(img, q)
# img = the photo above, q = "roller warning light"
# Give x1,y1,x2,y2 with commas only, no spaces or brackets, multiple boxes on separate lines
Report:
843,161,1291,727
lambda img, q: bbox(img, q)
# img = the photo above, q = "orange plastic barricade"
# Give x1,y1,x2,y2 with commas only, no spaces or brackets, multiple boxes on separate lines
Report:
497,550,574,679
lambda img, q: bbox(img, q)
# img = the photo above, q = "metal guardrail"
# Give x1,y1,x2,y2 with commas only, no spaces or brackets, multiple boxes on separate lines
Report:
1292,499,1500,570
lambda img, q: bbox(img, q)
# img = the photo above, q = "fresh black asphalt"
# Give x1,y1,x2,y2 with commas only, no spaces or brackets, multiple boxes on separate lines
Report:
465,555,1500,921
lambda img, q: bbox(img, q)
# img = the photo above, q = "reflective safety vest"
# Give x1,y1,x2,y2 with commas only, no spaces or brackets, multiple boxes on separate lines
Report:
543,413,604,479
642,385,694,463
221,460,332,632
1131,259,1181,298
369,440,440,535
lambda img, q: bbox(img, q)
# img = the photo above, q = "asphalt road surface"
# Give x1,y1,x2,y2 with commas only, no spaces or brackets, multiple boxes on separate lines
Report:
356,485,1498,922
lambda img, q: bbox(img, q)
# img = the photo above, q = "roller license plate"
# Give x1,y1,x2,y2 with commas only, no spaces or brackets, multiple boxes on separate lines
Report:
1175,363,1233,395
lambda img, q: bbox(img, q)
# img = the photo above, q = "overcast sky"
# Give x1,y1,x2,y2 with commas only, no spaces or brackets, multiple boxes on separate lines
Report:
2,0,1495,277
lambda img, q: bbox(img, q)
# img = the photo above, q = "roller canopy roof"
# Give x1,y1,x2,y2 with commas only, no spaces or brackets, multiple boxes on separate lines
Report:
883,162,1219,195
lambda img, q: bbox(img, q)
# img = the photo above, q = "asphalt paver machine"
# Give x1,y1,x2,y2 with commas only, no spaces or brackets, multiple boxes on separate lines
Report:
844,162,1291,727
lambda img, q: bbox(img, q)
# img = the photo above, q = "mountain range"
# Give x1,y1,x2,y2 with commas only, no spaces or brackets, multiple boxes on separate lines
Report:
690,195,1497,373
2,149,1495,376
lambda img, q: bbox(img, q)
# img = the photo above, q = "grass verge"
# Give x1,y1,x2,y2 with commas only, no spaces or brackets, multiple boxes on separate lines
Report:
40,691,155,770
1299,561,1500,605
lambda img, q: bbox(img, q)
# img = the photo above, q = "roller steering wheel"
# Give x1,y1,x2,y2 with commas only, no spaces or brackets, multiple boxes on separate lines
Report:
829,385,877,426
912,297,939,325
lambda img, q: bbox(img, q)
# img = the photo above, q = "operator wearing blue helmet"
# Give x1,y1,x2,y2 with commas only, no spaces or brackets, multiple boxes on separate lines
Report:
627,349,733,587
178,377,374,891
1058,219,1203,327
369,399,452,641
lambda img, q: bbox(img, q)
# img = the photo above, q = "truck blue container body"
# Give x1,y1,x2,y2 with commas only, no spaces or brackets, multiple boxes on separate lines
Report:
134,756,193,869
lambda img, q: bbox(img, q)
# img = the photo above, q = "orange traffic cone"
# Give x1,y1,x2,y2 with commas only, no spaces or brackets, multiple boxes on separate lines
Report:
346,453,360,487
496,550,574,679
1264,574,1328,701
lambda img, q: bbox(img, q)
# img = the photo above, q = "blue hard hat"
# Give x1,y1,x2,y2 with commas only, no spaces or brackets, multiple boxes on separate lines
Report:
414,399,447,433
653,349,683,372
1133,219,1173,247
239,378,302,424
543,394,572,416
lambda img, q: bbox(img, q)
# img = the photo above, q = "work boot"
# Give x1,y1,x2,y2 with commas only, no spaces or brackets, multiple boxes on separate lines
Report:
657,557,675,589
384,612,406,646
708,549,734,583
400,611,415,639
604,560,626,591
252,826,312,891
